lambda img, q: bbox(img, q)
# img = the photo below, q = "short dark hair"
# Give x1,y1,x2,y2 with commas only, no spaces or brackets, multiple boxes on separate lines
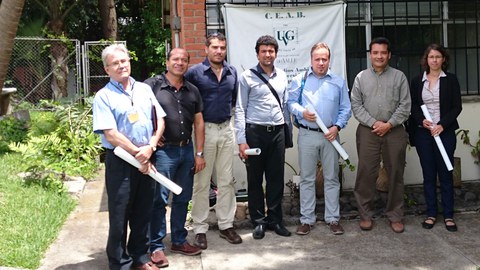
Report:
205,32,226,47
255,35,278,54
167,48,190,62
369,37,391,52
421,43,449,73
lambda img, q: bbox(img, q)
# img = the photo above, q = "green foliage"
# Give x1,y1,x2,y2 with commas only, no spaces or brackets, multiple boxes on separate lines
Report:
10,99,102,181
29,110,59,137
0,153,76,269
457,129,480,165
0,117,29,153
118,0,171,79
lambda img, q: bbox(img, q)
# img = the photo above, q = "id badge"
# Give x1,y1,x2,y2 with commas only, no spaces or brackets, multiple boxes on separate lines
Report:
127,110,139,123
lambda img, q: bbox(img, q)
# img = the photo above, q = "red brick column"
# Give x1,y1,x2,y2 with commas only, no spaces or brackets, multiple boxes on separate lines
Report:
173,0,207,65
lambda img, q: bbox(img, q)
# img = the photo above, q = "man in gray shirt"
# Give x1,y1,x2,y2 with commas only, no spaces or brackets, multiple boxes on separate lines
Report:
350,37,411,234
235,35,291,240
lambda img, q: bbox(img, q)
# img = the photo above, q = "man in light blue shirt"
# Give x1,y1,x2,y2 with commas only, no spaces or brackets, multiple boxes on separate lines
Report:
93,44,166,270
288,42,351,236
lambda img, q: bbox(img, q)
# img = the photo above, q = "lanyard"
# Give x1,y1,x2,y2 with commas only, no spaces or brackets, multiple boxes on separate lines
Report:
110,81,136,106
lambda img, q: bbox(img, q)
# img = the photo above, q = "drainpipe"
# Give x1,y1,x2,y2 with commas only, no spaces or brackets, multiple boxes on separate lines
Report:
172,0,181,48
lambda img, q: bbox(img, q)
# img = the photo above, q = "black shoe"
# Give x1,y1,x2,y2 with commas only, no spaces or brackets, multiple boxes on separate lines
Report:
269,223,291,237
444,219,458,232
252,224,267,239
421,217,436,230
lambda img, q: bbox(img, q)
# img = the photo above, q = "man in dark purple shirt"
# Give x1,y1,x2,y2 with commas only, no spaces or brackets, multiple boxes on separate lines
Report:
185,32,242,249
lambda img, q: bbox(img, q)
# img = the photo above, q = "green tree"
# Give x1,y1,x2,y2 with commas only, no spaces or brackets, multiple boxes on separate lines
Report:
0,0,26,115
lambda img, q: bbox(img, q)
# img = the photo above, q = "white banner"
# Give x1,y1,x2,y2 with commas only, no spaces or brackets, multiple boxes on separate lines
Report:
222,1,346,81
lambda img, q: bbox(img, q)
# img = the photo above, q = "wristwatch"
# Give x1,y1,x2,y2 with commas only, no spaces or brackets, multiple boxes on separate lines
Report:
150,144,157,152
196,151,204,158
334,125,341,132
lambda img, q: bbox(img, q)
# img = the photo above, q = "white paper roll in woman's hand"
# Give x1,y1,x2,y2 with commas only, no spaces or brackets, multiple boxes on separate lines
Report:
245,148,261,155
113,146,183,194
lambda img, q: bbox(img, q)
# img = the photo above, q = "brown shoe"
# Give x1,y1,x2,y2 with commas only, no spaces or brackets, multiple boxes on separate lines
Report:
194,233,208,249
219,228,242,244
131,261,160,270
390,221,405,233
359,219,373,231
171,242,202,256
296,223,311,235
150,250,169,268
328,221,344,235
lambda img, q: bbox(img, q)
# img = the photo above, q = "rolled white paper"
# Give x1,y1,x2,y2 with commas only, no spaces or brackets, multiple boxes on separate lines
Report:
245,148,261,155
113,146,183,194
420,105,454,171
305,105,349,160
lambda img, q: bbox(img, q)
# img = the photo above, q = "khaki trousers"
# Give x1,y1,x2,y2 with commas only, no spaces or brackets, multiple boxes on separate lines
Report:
354,124,408,222
191,121,236,233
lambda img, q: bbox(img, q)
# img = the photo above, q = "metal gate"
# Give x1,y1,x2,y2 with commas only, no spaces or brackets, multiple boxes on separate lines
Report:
81,41,127,96
5,37,82,104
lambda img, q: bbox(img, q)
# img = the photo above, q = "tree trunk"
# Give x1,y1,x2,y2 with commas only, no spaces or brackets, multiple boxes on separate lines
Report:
0,0,26,115
98,0,118,40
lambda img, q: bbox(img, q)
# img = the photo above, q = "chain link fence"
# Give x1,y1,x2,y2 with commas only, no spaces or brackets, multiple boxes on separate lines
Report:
82,41,127,96
5,37,82,105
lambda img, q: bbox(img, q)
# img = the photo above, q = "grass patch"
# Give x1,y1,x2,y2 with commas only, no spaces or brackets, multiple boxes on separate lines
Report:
0,153,77,269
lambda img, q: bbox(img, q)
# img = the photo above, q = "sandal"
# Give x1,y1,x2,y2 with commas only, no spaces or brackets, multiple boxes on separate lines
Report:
444,218,457,232
421,217,436,229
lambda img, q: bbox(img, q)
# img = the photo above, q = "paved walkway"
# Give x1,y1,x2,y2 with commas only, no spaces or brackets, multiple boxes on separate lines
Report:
31,171,480,270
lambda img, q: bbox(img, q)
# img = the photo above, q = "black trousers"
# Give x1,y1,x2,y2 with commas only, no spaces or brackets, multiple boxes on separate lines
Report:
245,124,285,225
105,150,155,270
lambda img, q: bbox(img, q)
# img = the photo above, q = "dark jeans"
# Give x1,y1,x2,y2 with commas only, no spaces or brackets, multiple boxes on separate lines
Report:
105,150,154,270
414,128,456,219
150,142,194,252
245,124,285,225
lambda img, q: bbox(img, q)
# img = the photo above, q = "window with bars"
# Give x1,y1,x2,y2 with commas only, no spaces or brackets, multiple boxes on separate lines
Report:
205,0,480,95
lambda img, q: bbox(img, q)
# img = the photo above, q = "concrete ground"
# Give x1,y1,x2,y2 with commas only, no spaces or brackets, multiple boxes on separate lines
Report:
6,170,480,270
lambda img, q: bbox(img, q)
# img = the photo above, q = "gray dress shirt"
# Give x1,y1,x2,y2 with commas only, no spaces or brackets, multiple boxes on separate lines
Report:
351,65,411,128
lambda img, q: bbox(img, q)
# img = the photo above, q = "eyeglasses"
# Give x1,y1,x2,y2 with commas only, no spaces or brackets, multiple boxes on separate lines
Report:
428,55,443,60
108,59,130,68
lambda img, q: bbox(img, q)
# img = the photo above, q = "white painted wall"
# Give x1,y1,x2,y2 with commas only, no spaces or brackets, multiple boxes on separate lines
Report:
233,98,480,193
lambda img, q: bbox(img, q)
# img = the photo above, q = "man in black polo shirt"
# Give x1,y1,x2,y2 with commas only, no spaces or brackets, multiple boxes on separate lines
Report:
144,48,205,268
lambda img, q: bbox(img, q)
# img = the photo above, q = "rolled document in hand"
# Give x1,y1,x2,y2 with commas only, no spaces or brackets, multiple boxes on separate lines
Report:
420,105,454,171
305,105,349,160
113,146,183,194
245,148,261,155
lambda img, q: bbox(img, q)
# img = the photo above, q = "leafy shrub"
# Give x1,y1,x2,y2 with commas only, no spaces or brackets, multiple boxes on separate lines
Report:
0,116,29,153
29,110,59,137
10,98,102,182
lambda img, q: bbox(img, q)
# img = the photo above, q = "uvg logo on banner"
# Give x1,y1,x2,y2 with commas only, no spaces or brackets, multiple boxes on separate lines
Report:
275,28,297,46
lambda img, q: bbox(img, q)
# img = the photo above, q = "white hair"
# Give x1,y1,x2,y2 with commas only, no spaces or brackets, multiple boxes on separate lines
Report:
101,44,129,67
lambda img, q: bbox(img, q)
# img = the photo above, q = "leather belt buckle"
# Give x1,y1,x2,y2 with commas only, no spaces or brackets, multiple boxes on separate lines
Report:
266,125,274,132
178,139,190,147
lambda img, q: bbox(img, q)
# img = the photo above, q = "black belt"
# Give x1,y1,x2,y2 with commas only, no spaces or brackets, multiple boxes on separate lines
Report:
163,139,190,147
246,123,283,132
299,124,323,133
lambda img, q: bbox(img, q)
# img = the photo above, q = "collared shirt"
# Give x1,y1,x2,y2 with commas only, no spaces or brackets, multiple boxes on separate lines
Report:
234,64,288,144
422,71,446,124
288,68,351,129
93,77,166,149
351,65,411,128
144,73,203,142
185,58,237,123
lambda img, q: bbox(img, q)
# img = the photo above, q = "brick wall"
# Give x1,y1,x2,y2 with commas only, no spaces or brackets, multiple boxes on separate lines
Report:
173,0,206,65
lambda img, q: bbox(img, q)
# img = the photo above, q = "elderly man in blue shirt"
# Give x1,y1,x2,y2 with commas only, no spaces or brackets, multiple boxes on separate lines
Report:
93,44,166,270
288,42,351,236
